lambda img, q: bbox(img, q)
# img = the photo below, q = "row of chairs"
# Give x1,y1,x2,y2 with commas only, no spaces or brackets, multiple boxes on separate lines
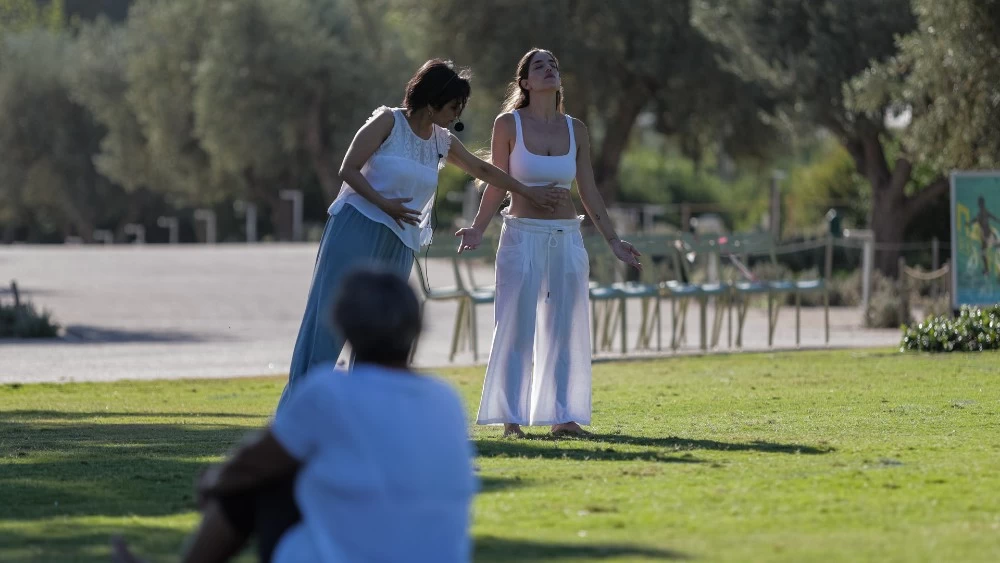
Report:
411,231,831,362
593,232,831,353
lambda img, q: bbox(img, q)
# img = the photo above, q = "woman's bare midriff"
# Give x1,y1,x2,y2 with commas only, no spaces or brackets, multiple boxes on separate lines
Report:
507,190,579,219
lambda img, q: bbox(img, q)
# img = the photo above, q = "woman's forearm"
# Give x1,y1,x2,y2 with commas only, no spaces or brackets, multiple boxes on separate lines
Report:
580,190,619,243
470,185,508,232
470,160,534,199
339,168,386,209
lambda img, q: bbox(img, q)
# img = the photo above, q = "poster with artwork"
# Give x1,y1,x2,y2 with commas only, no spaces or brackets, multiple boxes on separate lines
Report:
951,171,1000,309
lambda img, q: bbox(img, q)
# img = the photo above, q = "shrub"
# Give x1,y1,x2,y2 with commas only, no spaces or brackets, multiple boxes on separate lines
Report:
864,272,912,329
0,301,60,338
901,305,1000,353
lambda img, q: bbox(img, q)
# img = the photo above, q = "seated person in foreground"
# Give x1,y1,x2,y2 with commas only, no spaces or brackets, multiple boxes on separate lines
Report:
113,267,478,563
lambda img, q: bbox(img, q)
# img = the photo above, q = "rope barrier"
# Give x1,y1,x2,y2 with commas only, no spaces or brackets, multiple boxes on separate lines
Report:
902,264,950,282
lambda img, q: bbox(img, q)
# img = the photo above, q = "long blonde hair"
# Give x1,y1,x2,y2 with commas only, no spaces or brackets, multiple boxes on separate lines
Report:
500,48,565,115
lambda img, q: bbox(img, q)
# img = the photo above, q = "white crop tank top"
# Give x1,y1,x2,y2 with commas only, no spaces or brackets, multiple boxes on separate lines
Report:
508,110,577,189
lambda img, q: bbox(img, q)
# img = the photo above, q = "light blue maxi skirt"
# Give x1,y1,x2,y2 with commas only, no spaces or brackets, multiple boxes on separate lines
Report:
276,205,414,411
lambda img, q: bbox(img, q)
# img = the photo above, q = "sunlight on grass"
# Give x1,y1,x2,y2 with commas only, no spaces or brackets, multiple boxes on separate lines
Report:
2,350,999,562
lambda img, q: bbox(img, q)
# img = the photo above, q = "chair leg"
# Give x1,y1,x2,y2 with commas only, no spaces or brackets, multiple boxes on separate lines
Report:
470,302,479,362
655,297,662,352
680,299,690,346
636,298,649,350
767,292,774,348
645,299,656,350
699,296,708,351
824,289,830,345
670,298,679,351
727,292,733,349
449,299,467,362
410,300,425,365
619,297,628,354
591,299,598,353
736,297,749,348
795,291,801,348
711,296,725,349
601,301,613,351
601,301,618,351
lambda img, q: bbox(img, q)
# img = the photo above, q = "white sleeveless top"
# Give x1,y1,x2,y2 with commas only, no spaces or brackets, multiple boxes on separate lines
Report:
328,107,452,250
508,110,577,189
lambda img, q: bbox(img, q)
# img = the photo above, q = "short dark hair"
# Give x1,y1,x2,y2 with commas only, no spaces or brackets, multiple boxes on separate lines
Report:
332,267,422,365
403,59,472,114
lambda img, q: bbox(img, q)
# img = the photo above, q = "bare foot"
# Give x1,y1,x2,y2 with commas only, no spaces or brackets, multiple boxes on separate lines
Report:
550,422,591,437
111,536,147,563
503,423,526,438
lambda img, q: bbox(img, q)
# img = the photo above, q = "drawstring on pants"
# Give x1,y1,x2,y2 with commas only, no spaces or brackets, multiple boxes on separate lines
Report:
545,229,564,303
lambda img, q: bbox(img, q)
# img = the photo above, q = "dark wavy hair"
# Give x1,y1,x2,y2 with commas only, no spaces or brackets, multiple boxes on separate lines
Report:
403,59,472,115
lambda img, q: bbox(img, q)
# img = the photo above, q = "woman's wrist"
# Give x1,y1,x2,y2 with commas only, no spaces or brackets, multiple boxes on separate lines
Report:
370,193,389,210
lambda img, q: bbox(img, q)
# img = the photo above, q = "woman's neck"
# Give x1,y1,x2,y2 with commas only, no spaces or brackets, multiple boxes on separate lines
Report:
405,108,434,139
523,93,559,123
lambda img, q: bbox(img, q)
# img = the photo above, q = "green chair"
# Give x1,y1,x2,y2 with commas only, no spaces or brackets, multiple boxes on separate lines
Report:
583,235,628,354
411,237,497,362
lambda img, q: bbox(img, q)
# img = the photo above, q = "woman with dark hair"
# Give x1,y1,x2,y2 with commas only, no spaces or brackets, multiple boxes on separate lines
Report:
279,59,566,409
113,268,478,563
455,49,642,438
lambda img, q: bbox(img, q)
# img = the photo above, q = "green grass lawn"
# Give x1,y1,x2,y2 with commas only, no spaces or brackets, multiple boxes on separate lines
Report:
2,349,999,562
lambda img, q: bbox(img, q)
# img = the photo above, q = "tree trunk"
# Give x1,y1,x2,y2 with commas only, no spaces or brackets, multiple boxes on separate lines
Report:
305,92,341,202
841,126,949,277
871,188,908,277
592,86,646,204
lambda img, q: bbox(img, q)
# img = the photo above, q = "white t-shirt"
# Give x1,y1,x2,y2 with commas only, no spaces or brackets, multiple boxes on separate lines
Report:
271,362,477,563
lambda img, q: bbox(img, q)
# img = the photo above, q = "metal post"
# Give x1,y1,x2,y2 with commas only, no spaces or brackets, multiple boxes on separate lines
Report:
824,234,834,281
846,229,875,312
234,200,258,243
862,238,873,311
93,230,114,245
280,189,304,242
932,237,940,270
157,216,180,244
770,170,786,240
124,224,146,244
194,209,217,244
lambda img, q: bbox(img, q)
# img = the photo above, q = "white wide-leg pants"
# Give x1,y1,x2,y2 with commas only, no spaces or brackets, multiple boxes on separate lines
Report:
477,215,592,426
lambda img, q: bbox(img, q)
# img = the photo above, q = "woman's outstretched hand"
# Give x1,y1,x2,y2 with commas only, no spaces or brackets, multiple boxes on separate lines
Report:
455,226,484,253
610,239,642,272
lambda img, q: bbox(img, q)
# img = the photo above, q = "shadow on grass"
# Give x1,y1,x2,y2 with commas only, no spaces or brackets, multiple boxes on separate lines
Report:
60,324,233,344
473,439,706,464
583,433,834,455
0,528,685,563
0,409,269,420
474,535,689,561
0,524,198,563
0,412,256,522
473,432,832,460
479,475,530,493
